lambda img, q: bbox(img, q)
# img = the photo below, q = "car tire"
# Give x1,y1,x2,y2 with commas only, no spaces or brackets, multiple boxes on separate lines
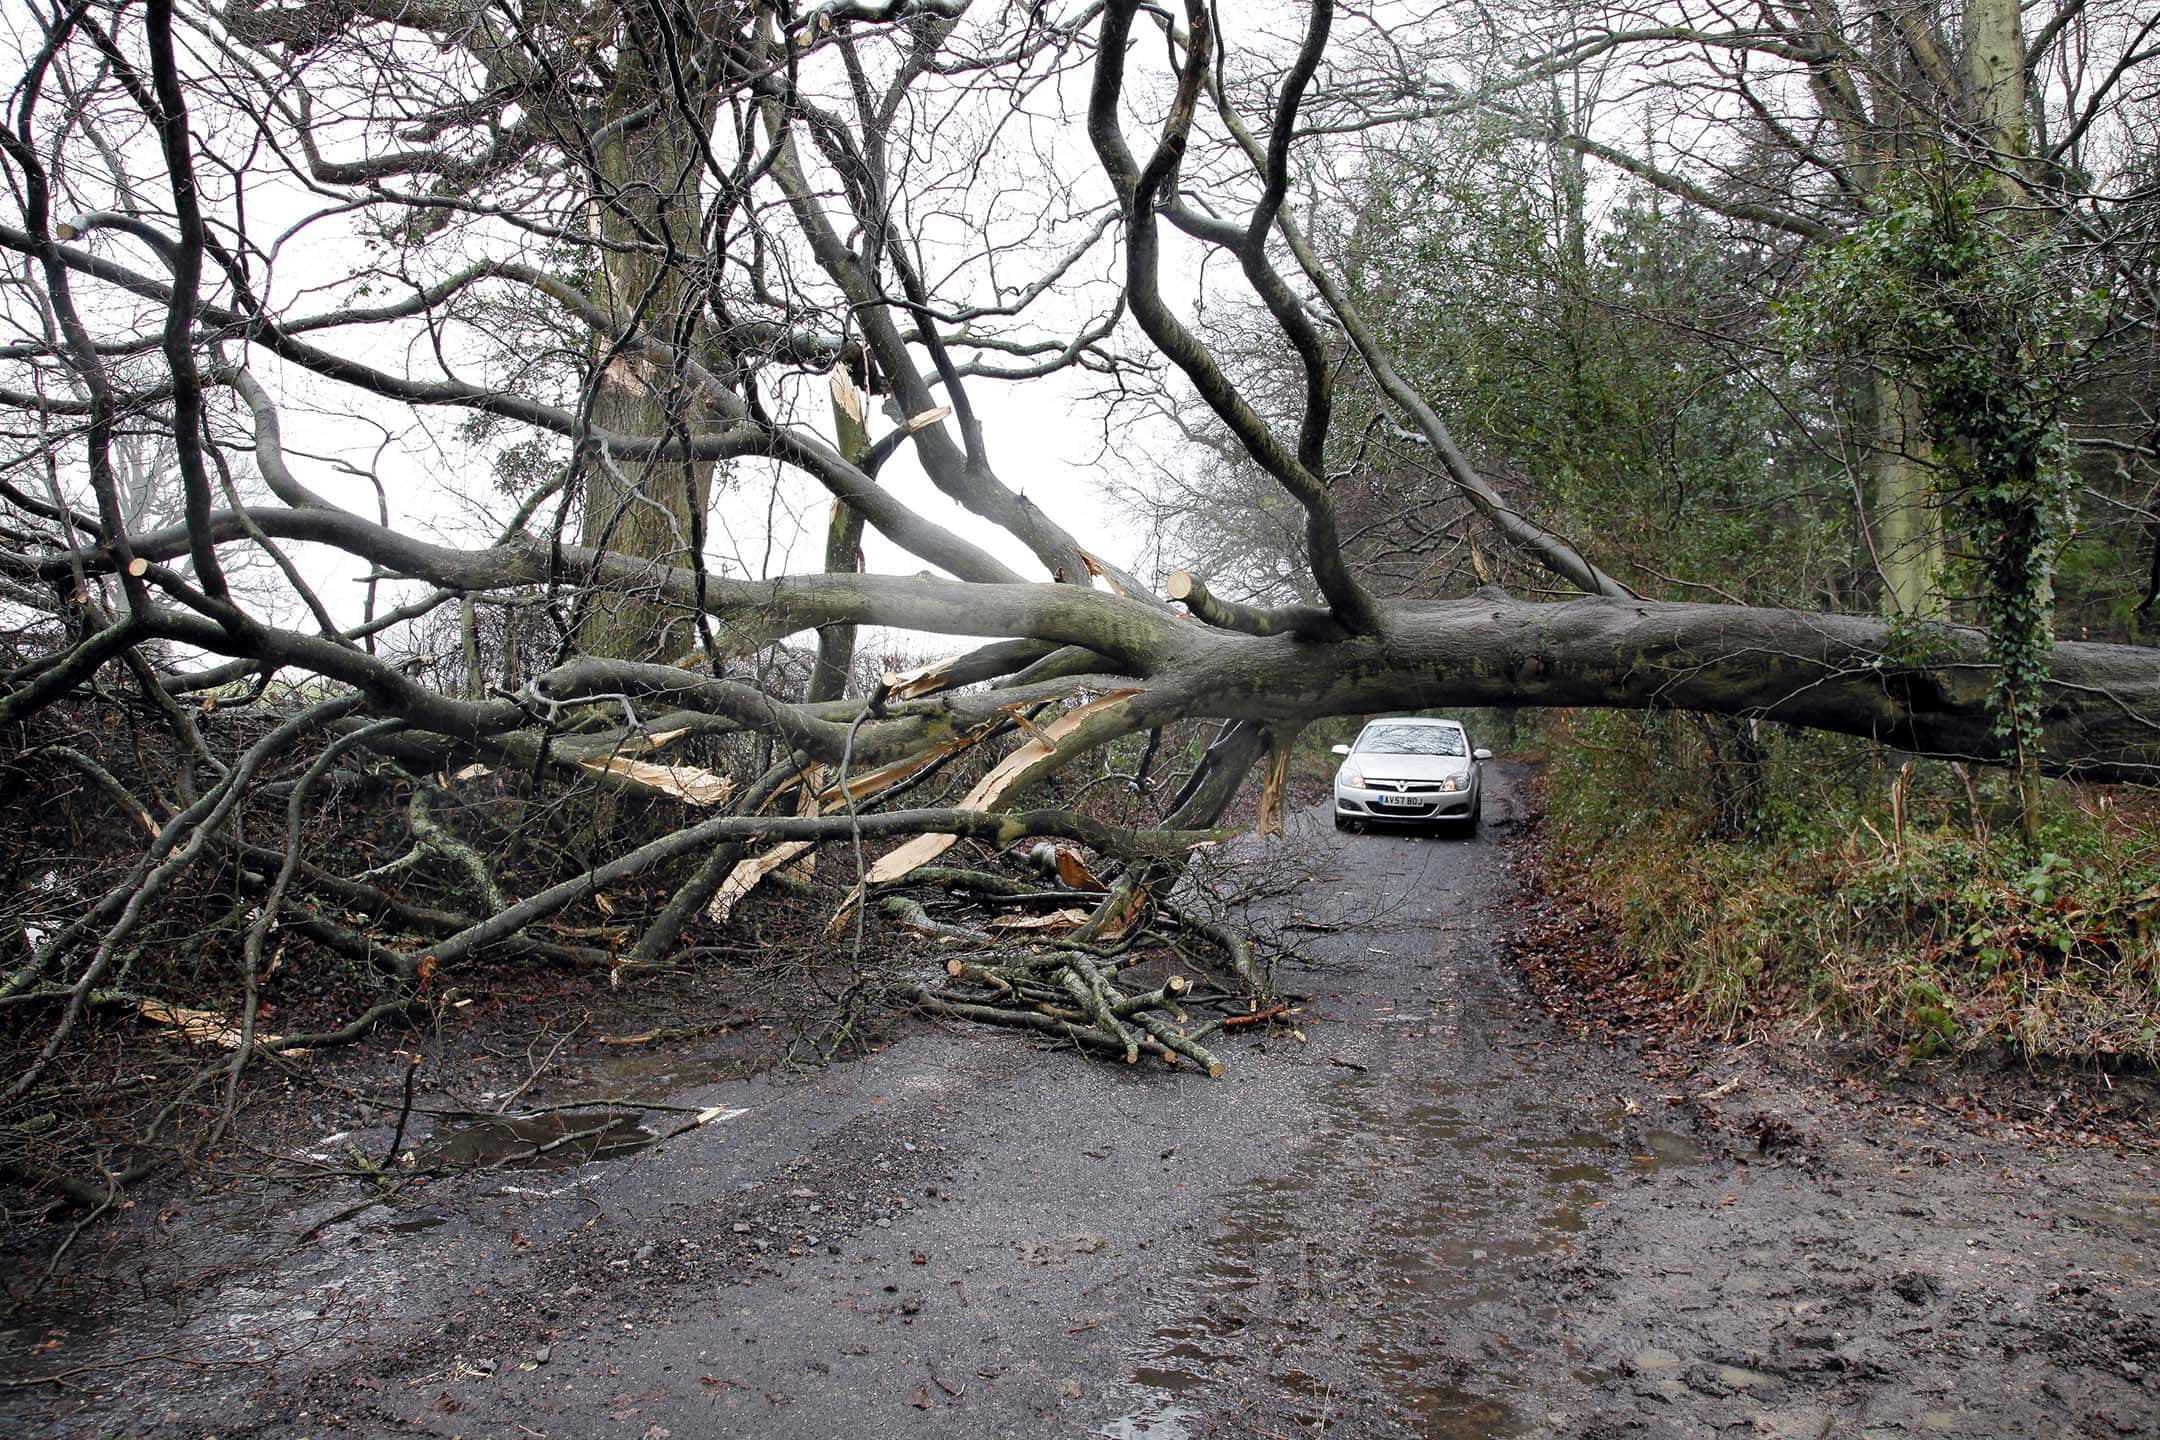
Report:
1333,812,1352,832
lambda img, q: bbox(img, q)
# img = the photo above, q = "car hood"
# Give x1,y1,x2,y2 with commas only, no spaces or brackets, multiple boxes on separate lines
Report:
1349,753,1471,783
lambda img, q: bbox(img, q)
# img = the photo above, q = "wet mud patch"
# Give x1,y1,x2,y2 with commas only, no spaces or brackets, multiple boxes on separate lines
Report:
1105,1027,1711,1436
409,1109,658,1171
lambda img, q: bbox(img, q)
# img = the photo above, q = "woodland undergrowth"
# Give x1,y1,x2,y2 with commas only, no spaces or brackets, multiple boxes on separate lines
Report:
1536,711,2160,1065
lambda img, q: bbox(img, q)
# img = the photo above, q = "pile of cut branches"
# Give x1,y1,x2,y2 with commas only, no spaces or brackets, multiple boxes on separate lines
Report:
865,848,1294,1077
914,956,1225,1076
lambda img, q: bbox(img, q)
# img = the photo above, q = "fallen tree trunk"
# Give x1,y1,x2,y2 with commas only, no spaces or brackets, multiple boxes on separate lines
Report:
62,504,2160,779
1155,593,2160,784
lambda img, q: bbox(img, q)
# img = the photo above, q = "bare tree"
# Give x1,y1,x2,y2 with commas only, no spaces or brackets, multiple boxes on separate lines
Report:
2,2,2157,1190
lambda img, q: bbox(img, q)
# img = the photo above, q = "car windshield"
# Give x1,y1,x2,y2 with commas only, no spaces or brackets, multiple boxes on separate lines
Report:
1357,724,1466,757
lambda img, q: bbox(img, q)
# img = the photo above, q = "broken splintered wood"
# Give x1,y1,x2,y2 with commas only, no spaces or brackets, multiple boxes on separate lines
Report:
1026,843,1108,892
813,723,997,810
942,957,1014,995
707,841,814,924
1255,741,1294,840
576,754,733,805
855,687,1144,891
139,999,286,1052
1076,550,1132,597
1078,874,1151,944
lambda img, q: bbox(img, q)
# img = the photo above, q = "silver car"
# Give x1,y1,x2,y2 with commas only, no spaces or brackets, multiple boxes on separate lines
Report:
1331,717,1491,834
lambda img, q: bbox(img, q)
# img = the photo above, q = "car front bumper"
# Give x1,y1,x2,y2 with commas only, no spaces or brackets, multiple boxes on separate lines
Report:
1334,779,1476,824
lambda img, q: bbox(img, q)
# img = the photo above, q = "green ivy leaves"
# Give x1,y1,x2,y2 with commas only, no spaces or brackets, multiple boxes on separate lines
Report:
1781,166,2094,779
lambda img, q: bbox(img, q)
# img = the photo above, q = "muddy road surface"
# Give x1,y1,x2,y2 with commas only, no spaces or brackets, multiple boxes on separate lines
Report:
5,765,2157,1437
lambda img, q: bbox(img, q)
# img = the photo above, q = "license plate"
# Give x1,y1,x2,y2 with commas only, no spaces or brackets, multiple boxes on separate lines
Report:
1378,795,1424,808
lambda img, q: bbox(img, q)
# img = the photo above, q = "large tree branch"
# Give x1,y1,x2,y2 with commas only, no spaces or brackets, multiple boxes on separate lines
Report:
1165,596,2160,783
755,66,1109,589
1089,0,1377,632
1203,75,1634,602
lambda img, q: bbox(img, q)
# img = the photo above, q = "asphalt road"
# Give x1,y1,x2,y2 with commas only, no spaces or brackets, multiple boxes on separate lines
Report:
9,763,2157,1438
344,778,1552,1438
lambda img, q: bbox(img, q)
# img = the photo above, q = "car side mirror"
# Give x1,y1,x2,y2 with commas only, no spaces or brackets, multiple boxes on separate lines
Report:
1330,744,1351,757
1473,748,1492,761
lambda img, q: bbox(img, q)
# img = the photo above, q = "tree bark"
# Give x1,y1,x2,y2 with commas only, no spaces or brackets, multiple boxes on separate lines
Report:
1964,0,2031,202
810,371,872,704
1146,596,2160,785
576,21,719,663
1874,375,1945,618
80,491,2160,784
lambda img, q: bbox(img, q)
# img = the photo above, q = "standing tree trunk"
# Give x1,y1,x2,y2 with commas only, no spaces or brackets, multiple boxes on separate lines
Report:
1874,375,1944,618
1966,0,2045,842
1964,0,2031,203
576,22,719,663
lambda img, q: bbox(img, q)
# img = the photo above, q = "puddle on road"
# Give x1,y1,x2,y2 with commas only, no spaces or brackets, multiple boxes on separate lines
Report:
412,1110,658,1171
172,1115,663,1369
384,1213,449,1234
1105,1069,1707,1436
1099,1402,1202,1438
1633,1128,1707,1174
549,1042,697,1101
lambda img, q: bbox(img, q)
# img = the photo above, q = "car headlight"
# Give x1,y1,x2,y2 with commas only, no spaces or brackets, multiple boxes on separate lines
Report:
1340,767,1363,788
1438,776,1461,792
